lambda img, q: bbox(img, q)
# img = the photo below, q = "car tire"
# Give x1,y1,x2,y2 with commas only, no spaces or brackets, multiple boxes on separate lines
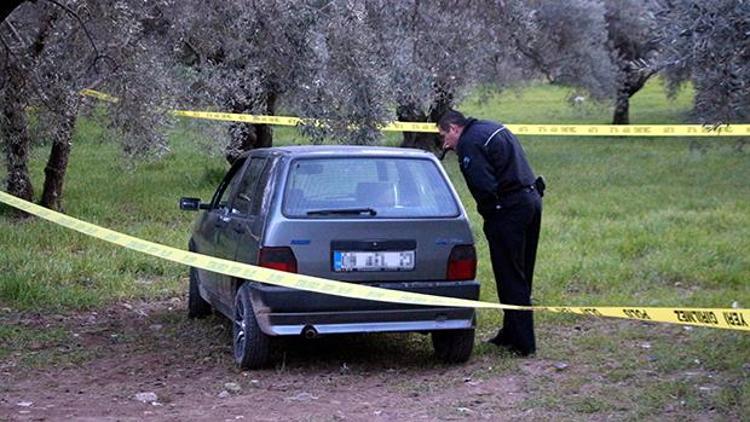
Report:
233,283,271,369
431,329,475,363
188,267,212,319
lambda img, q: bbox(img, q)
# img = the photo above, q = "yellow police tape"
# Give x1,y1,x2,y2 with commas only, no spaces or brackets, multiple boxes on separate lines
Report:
80,89,119,103
173,110,750,137
172,110,442,134
81,89,750,137
1,191,748,332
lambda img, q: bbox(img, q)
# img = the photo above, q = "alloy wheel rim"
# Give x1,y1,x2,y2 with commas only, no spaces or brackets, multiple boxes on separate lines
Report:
234,298,246,358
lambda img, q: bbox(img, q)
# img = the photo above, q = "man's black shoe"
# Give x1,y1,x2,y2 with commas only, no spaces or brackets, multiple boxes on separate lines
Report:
486,330,535,357
485,329,511,346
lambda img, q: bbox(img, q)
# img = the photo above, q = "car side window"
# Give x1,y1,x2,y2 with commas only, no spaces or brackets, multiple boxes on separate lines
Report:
250,159,275,215
211,159,246,210
232,158,266,215
217,173,242,210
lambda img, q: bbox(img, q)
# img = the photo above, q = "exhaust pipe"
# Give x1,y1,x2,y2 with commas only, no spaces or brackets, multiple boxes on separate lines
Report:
302,325,318,339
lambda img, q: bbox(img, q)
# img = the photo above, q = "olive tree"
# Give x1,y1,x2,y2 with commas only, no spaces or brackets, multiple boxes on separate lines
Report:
509,0,616,101
1,2,62,204
346,0,529,152
175,1,412,150
0,0,175,211
603,0,663,124
384,0,483,151
173,0,322,161
363,0,617,150
286,1,395,146
659,0,750,123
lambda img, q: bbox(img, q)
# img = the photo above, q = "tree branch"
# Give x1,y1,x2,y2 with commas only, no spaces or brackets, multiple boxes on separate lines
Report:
40,0,99,57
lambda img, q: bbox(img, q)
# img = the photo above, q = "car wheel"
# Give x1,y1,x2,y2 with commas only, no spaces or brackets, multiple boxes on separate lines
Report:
431,329,475,363
188,267,212,318
233,283,271,369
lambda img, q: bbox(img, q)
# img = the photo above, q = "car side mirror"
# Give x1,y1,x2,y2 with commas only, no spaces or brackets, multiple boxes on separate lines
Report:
180,197,209,211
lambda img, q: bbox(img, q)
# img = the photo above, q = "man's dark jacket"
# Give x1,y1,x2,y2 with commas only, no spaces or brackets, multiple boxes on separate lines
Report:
455,119,536,217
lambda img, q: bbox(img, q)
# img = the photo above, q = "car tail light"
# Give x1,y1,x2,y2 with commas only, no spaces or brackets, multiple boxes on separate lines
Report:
258,247,298,273
447,245,476,281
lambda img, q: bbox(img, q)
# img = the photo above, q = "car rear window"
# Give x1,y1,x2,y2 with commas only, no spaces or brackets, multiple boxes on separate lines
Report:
283,157,460,218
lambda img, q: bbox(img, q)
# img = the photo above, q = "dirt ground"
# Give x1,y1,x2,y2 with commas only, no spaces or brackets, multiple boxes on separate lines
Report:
0,298,555,421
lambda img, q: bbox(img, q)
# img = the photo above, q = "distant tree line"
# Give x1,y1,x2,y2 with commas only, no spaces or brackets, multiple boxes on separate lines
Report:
1,0,749,211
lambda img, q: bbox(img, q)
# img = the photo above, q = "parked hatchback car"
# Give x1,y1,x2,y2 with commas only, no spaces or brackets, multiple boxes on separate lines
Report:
180,146,480,369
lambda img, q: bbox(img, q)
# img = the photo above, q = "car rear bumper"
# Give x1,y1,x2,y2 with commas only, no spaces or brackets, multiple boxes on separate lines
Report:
246,280,480,336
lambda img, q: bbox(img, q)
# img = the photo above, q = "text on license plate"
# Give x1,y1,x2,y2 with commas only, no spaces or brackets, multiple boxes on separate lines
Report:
333,250,415,272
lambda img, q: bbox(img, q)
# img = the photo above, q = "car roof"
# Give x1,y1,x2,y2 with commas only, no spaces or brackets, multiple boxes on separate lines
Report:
242,145,436,159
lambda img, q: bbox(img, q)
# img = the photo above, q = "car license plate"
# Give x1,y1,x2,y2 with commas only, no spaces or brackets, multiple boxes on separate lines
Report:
333,250,415,272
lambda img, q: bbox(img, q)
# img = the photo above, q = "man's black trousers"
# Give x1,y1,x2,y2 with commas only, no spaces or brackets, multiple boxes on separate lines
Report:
482,189,542,355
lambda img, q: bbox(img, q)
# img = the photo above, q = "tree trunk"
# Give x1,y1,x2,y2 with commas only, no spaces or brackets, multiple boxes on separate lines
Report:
40,102,78,211
397,103,434,151
612,89,630,125
1,63,34,211
612,68,657,125
226,121,256,164
397,105,415,148
255,91,276,149
429,83,454,125
398,84,454,153
224,90,276,164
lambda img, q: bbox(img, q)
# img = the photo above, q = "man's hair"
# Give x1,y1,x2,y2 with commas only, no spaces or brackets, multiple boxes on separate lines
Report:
437,109,469,131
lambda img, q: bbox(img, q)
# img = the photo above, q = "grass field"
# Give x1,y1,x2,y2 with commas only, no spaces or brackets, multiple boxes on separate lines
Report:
1,78,748,418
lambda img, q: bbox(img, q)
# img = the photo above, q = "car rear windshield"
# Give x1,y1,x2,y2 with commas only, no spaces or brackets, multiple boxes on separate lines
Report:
283,157,460,218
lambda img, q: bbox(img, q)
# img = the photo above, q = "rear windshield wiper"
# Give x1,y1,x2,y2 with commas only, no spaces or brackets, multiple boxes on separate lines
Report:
306,207,377,216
